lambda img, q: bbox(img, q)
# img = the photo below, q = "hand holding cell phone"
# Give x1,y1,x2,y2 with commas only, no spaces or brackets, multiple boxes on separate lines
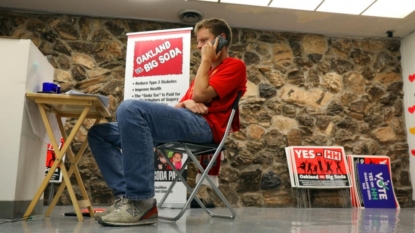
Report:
211,35,228,54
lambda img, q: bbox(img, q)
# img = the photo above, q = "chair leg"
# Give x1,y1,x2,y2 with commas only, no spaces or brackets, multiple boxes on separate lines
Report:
185,150,236,220
157,150,210,221
156,145,236,221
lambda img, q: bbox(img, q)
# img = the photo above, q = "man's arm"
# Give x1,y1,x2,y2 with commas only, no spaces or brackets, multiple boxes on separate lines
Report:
192,37,221,103
192,60,218,103
174,100,208,115
174,102,185,108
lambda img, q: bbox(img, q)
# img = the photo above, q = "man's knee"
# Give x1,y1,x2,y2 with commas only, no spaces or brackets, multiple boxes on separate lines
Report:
87,123,108,142
87,124,100,140
116,99,146,117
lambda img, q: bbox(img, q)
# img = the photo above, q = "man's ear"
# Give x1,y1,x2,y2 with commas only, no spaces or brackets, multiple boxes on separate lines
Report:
220,33,226,39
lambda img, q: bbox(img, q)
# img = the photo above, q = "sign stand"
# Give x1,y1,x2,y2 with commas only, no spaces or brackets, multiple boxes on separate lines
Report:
47,184,54,205
294,188,350,208
295,188,311,208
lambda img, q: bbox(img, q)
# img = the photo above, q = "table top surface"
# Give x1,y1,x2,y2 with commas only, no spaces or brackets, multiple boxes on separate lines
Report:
26,92,111,117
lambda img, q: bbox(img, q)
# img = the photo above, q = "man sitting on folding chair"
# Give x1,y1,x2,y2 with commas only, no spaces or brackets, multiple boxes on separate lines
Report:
87,18,247,227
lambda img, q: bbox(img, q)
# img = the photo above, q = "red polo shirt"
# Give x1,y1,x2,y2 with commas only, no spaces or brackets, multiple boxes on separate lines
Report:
180,57,247,143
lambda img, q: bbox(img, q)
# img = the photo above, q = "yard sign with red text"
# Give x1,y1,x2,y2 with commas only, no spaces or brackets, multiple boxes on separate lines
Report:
288,146,351,188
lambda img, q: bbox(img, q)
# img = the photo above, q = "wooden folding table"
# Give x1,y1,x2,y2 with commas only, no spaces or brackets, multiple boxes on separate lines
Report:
24,92,111,221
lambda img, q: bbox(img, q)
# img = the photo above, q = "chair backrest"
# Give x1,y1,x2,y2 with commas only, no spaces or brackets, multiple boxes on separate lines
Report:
232,90,243,111
158,91,243,154
219,91,243,146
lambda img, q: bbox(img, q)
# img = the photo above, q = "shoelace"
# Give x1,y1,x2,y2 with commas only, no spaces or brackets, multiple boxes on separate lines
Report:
113,198,145,215
114,197,123,208
112,197,125,213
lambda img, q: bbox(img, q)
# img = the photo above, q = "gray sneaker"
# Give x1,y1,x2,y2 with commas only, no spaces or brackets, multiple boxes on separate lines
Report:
98,198,158,226
94,196,123,219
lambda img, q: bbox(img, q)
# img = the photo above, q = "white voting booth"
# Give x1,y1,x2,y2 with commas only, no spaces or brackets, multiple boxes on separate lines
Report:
0,39,54,219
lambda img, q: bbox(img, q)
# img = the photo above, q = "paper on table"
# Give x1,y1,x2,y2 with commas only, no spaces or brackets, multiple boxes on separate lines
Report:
25,97,65,144
66,90,109,107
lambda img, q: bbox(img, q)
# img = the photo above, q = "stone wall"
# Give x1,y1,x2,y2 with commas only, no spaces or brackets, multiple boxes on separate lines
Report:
0,10,411,207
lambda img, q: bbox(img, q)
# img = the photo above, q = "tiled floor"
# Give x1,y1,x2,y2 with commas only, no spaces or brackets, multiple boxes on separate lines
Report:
0,206,413,233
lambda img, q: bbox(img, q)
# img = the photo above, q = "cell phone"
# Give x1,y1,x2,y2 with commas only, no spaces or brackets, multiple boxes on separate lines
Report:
212,35,228,54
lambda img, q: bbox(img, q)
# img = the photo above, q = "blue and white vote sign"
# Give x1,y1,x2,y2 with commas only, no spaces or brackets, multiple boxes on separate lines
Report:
357,164,397,208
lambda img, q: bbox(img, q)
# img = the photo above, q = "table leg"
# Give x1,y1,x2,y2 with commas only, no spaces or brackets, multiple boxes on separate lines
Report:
23,104,69,219
45,114,101,219
46,106,91,221
60,162,84,221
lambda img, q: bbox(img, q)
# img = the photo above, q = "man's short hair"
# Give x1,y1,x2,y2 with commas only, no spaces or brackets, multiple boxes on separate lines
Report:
194,18,232,46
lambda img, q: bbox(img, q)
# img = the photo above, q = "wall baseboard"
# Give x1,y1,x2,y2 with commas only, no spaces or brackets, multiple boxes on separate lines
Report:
0,200,43,219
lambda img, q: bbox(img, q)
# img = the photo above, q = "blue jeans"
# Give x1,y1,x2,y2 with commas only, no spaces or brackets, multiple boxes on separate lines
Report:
87,99,213,200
